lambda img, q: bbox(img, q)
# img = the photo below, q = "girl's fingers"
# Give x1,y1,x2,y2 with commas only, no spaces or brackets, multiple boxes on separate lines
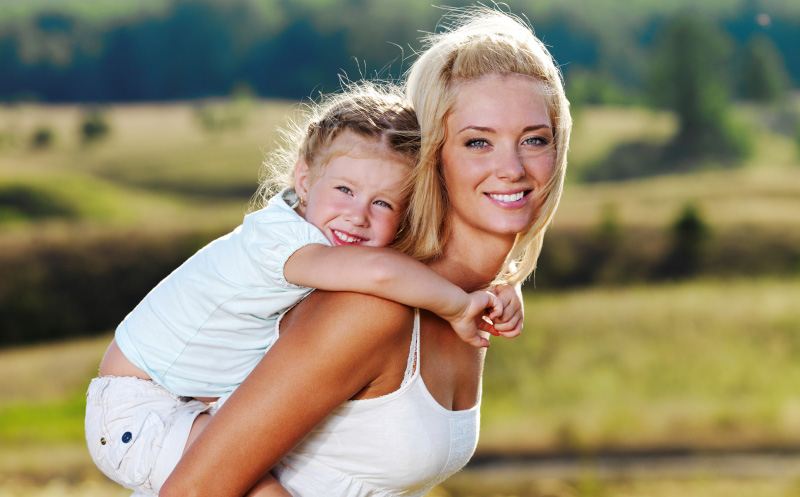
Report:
479,317,499,336
497,324,522,338
491,315,523,334
487,293,503,319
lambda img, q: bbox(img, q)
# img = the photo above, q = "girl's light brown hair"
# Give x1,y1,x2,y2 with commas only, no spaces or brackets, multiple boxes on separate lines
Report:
252,82,420,219
397,7,572,285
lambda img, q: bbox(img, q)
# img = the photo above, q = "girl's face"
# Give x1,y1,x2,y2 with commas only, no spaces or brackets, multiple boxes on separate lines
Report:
294,132,411,247
440,73,556,243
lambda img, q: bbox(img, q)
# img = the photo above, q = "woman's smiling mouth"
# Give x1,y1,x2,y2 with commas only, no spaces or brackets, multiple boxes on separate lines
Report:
485,190,530,206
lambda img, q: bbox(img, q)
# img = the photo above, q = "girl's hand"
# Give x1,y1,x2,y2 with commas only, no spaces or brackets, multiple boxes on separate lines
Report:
481,283,524,338
447,291,503,348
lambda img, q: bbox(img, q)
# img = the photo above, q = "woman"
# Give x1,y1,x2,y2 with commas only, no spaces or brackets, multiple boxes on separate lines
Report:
160,7,571,496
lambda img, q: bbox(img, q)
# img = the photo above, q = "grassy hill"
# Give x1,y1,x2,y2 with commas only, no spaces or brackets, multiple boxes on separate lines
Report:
3,101,798,236
1,99,799,494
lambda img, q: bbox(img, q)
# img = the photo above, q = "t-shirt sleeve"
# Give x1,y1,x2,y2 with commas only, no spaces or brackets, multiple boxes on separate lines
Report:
247,212,330,290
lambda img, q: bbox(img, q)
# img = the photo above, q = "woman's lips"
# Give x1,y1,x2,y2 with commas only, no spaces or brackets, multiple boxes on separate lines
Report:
485,190,531,208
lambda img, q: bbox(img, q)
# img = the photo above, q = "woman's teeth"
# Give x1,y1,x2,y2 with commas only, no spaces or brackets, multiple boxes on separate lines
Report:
488,192,524,203
333,230,363,243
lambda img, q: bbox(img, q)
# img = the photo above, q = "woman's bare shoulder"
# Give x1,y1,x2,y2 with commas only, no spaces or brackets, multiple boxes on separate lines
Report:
282,290,415,342
279,292,416,398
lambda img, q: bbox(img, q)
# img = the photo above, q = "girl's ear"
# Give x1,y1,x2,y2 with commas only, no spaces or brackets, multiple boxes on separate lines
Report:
293,158,312,202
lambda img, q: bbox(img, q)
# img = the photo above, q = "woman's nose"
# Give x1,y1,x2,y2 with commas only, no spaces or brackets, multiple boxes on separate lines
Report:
495,149,526,182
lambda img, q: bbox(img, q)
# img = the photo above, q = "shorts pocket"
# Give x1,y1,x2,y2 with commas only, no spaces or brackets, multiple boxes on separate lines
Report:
92,407,165,488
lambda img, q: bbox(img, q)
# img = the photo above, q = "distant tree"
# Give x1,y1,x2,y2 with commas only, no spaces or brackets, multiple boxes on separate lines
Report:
596,202,621,244
740,34,790,103
566,67,631,110
796,122,800,159
193,84,254,133
648,15,748,161
657,202,710,279
80,110,109,144
31,126,54,149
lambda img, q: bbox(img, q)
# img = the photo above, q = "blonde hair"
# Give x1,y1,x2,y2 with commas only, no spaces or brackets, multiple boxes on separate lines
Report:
397,7,572,285
252,83,420,215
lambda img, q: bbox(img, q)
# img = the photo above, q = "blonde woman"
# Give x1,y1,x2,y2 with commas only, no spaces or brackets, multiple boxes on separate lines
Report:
161,7,570,497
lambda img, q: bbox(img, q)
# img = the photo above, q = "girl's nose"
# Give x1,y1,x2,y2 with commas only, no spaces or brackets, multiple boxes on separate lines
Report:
345,202,369,227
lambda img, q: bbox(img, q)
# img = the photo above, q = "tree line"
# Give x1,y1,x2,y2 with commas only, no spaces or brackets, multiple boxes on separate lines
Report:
3,202,799,347
0,0,797,104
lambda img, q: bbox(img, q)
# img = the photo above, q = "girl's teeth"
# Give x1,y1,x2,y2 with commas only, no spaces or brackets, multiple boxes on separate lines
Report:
489,192,524,202
334,230,362,243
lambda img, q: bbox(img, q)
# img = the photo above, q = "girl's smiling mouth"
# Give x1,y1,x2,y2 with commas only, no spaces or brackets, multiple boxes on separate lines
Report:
332,229,367,245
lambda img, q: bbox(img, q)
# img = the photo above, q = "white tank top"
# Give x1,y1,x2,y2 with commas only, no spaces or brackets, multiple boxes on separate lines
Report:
272,309,480,496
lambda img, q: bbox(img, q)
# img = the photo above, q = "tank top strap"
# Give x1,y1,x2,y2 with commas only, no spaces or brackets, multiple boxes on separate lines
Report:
400,308,421,388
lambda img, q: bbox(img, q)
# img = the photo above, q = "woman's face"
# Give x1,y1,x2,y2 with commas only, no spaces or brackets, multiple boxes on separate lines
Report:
440,73,556,242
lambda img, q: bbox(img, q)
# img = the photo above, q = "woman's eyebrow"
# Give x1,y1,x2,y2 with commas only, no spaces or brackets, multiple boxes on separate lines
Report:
523,124,552,133
457,125,494,134
457,124,552,134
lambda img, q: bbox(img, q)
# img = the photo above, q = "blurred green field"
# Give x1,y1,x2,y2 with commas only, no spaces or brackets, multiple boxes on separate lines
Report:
2,277,800,495
481,277,800,454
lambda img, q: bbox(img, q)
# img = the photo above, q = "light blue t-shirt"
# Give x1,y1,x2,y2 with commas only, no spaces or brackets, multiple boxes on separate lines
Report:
115,190,330,397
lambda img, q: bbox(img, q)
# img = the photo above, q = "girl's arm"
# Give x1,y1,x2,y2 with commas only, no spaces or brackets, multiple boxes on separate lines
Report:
284,244,500,348
159,292,414,497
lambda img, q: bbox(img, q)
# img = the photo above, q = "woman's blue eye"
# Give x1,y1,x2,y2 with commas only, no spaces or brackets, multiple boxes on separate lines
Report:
374,200,392,209
465,139,488,148
337,186,352,194
524,136,548,146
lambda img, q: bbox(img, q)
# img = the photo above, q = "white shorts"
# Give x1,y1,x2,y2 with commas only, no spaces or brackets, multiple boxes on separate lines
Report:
85,376,226,495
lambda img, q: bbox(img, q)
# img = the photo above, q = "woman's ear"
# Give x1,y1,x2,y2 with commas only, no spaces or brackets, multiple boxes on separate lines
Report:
293,158,312,203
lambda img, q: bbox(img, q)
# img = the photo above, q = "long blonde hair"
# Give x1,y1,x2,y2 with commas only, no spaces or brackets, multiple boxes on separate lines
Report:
397,7,572,285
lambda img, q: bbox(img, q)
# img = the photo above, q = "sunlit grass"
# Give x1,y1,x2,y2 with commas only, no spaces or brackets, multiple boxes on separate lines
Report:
568,105,677,173
481,277,800,454
0,100,293,193
431,473,800,497
560,104,800,232
0,171,246,231
3,102,799,240
0,476,131,497
3,278,800,489
555,167,800,231
0,334,107,445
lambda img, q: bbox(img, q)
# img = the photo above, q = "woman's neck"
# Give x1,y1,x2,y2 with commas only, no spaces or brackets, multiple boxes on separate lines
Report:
429,226,515,292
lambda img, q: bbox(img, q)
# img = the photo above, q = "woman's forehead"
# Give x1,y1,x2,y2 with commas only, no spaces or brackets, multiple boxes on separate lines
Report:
448,73,550,129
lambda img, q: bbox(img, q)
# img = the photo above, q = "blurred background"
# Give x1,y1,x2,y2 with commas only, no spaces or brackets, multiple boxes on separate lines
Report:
1,0,799,496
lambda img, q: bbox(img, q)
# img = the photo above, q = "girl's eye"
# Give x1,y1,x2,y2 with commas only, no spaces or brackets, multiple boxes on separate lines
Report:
373,200,392,209
465,138,489,149
336,186,352,195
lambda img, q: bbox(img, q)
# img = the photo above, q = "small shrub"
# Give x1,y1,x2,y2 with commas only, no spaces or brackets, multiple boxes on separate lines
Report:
194,85,255,133
0,184,75,222
30,126,54,149
796,121,800,159
656,202,711,279
80,110,110,144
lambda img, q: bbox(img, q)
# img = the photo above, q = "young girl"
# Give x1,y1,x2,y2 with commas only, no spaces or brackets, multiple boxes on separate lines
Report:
85,84,523,497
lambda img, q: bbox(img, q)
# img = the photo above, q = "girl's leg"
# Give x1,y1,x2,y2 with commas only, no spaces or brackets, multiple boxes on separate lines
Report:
245,472,292,496
184,413,212,453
